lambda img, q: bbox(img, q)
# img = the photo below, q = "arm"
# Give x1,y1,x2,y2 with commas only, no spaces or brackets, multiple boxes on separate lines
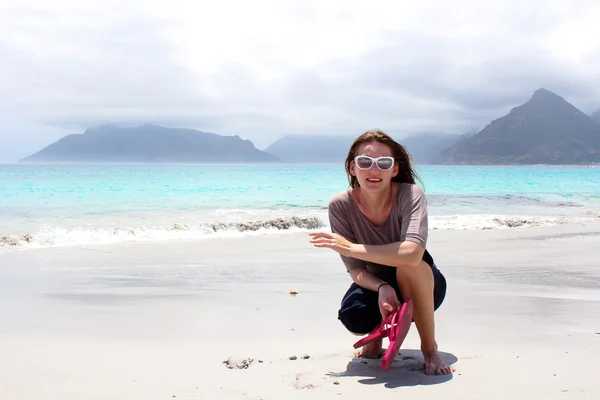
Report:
348,240,424,269
348,266,392,291
350,267,403,318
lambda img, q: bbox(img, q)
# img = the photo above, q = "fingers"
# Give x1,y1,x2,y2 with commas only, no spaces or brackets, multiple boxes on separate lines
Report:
309,237,335,247
380,309,391,321
383,298,401,312
389,294,401,310
309,236,331,242
379,303,391,320
309,233,338,248
308,232,332,239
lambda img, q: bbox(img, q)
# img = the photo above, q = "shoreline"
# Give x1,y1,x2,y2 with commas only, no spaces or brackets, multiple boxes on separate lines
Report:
2,216,600,254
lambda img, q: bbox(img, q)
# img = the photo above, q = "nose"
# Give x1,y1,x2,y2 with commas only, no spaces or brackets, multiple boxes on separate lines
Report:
371,162,383,170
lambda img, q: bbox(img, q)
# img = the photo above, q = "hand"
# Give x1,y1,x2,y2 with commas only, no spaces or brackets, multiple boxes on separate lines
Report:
308,232,354,257
378,285,401,321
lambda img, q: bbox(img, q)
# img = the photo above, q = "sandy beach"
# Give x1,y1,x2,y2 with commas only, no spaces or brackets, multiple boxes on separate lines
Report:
1,222,599,399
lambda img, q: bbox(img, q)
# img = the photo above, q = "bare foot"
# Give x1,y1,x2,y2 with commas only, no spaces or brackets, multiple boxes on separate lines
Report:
356,337,383,359
422,346,455,375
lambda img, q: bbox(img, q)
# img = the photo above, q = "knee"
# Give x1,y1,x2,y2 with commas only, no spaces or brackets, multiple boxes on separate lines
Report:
338,305,381,335
395,260,433,283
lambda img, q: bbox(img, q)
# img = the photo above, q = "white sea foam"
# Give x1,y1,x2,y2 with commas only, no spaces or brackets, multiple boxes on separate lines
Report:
1,212,598,252
0,216,327,251
428,214,593,230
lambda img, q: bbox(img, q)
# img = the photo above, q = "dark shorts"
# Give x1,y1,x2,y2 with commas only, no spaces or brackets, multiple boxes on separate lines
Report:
337,250,447,334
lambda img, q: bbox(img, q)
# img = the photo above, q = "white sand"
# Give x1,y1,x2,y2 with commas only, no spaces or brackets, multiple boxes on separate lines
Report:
1,222,600,399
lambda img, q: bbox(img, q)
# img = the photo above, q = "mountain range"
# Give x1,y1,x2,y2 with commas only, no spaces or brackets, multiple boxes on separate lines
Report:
20,124,279,163
19,88,600,165
434,89,600,164
261,131,473,165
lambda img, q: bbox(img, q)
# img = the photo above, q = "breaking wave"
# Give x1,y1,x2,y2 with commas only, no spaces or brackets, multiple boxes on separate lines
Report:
429,214,596,230
1,213,598,252
0,216,327,251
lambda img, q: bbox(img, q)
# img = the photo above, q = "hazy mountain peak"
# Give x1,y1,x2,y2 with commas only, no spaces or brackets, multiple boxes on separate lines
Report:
531,88,562,100
433,88,600,164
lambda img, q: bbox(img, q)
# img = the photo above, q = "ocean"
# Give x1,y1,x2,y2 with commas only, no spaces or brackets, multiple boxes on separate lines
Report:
1,164,599,251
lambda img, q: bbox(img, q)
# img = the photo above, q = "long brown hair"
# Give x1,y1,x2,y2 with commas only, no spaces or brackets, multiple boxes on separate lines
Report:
344,129,423,189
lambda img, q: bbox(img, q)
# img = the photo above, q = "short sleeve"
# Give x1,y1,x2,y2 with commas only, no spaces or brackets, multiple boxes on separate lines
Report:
328,195,367,272
399,184,428,248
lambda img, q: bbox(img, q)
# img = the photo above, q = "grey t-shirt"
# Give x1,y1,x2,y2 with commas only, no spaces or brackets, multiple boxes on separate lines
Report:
328,182,429,277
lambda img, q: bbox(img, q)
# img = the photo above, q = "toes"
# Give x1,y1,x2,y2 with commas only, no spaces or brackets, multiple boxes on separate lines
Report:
427,364,454,375
424,357,455,375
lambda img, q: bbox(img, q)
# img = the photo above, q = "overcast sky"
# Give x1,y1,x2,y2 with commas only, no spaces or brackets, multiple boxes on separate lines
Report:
1,0,600,162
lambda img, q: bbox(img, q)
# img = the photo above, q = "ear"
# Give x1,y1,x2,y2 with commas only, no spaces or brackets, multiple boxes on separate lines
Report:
392,163,399,177
349,160,357,176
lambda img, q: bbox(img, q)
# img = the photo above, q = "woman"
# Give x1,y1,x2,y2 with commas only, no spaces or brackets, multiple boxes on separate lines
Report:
309,129,453,375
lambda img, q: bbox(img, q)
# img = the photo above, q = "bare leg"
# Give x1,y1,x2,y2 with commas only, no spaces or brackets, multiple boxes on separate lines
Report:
395,260,454,375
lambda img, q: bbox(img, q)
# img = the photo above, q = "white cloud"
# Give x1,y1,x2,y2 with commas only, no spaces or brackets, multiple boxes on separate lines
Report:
1,0,600,160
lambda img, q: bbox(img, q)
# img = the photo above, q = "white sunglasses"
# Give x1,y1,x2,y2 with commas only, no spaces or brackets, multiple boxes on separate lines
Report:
354,156,395,171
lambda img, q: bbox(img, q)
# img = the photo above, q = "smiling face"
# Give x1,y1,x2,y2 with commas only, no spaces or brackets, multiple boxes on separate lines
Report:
349,141,398,192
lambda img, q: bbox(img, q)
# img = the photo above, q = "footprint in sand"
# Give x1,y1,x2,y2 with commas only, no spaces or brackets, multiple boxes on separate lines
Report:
293,373,318,390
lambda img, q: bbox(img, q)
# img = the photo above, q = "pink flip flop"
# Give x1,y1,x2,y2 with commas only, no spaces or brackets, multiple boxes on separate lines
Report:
353,315,394,349
381,299,413,371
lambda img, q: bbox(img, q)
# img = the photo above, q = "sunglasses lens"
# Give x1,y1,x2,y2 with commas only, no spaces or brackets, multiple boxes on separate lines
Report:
355,157,374,169
377,158,393,170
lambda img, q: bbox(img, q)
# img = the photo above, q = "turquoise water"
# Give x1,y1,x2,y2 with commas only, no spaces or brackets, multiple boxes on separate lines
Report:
1,164,599,250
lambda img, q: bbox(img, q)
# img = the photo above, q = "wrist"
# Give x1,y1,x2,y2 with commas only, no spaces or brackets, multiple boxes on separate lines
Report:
377,282,391,292
344,243,359,257
340,243,358,258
